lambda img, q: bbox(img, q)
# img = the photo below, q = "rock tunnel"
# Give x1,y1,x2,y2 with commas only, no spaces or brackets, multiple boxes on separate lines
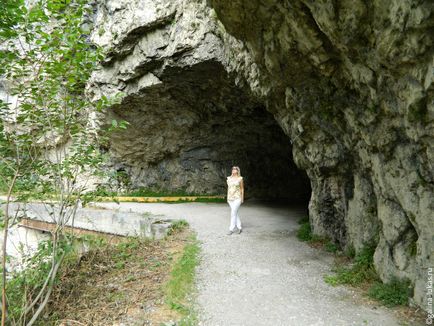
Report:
102,59,311,201
86,0,433,311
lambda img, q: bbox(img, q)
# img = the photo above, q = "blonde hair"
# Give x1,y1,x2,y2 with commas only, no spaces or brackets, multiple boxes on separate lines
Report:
231,166,241,176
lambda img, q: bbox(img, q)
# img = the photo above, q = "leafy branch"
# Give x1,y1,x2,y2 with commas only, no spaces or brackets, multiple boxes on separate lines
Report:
0,0,128,324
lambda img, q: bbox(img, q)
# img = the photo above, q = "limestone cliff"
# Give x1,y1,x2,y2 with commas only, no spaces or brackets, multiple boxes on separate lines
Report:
86,0,433,310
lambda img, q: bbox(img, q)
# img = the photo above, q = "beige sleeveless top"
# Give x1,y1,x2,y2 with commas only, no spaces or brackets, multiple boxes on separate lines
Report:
227,176,243,201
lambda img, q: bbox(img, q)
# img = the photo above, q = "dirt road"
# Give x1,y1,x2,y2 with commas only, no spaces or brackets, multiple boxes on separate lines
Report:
94,200,411,326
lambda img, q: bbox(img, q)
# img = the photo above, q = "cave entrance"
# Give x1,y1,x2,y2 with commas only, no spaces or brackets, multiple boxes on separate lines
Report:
107,60,311,203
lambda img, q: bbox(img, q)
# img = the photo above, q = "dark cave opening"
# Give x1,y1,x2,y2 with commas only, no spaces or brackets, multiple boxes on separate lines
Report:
106,60,311,203
207,107,312,203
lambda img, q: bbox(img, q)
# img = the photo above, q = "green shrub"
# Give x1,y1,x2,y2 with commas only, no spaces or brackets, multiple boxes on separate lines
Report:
325,241,338,253
2,237,77,322
128,187,199,197
368,277,412,307
297,222,312,241
354,244,376,266
297,216,309,225
344,244,356,258
324,243,379,286
167,220,189,236
88,186,223,201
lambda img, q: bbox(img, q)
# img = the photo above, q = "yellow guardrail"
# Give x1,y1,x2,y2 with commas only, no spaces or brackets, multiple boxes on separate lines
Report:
96,195,226,202
0,194,226,203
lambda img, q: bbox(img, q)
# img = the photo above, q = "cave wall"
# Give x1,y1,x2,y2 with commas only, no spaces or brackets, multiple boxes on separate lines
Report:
86,0,433,310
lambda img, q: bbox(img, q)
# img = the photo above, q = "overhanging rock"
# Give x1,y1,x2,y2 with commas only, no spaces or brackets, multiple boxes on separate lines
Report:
86,0,311,201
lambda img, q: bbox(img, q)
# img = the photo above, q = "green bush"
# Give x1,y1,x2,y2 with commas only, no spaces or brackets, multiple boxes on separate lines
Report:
128,187,205,197
89,186,222,200
296,219,312,241
167,220,189,236
368,277,412,307
297,216,309,225
325,241,338,253
324,244,379,286
2,237,76,323
344,244,356,258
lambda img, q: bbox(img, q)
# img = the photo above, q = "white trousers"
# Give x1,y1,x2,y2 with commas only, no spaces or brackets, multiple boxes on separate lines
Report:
228,198,242,231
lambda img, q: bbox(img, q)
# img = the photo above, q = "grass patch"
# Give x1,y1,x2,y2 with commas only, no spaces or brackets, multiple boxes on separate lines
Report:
344,244,356,258
324,244,379,286
0,183,225,204
2,211,200,325
38,228,197,325
297,216,309,225
293,218,419,318
2,234,103,324
143,197,226,204
167,219,189,236
296,217,338,251
320,241,415,311
324,241,339,253
170,197,226,203
164,234,200,324
296,219,312,241
368,277,412,307
128,188,199,197
92,186,220,198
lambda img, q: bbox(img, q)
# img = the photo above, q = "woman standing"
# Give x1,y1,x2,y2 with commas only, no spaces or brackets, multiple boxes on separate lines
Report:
226,166,244,235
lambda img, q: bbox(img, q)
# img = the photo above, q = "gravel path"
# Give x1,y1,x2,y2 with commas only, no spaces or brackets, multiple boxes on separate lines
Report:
94,200,410,326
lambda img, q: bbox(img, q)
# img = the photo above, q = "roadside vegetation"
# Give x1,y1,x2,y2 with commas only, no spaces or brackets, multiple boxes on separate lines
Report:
296,217,339,253
87,186,227,203
92,186,221,198
164,220,200,325
296,217,422,324
0,187,227,204
8,219,202,325
159,197,226,204
0,0,123,323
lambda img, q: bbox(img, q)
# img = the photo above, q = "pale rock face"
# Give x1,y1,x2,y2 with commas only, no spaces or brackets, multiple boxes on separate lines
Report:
87,0,433,310
345,173,379,252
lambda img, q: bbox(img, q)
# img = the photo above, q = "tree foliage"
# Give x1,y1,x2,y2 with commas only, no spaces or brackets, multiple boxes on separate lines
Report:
0,0,109,196
0,0,125,324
